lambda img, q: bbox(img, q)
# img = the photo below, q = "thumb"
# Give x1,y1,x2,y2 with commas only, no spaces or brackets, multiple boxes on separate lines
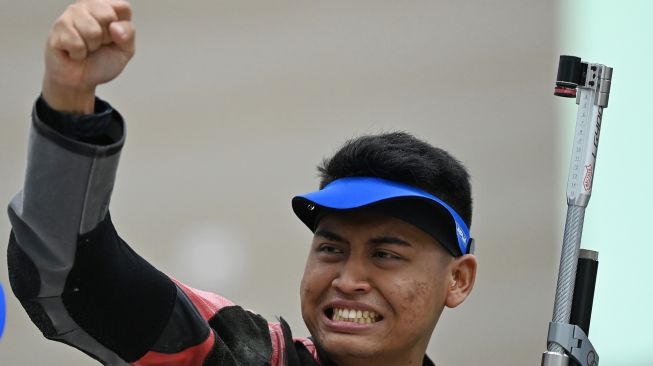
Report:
109,21,135,55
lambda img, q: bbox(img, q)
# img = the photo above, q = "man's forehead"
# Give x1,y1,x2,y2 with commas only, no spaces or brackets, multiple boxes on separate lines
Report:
314,226,413,247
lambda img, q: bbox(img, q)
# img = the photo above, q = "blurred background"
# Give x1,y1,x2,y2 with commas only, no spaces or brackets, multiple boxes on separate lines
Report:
0,0,650,365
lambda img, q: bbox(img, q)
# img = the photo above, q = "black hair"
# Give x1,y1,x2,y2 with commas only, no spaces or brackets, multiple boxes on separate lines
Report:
318,131,472,227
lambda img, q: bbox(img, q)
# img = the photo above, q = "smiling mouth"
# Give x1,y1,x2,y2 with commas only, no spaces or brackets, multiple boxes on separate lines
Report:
325,307,383,324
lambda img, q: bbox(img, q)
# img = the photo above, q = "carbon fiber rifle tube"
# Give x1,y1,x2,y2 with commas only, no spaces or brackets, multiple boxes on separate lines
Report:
548,205,586,354
569,250,599,366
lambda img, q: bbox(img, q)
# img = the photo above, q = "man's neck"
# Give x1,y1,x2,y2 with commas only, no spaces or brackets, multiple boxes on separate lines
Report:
328,351,429,366
312,335,434,366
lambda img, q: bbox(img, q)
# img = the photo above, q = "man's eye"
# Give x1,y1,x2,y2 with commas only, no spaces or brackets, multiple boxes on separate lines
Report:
373,251,401,260
317,245,343,254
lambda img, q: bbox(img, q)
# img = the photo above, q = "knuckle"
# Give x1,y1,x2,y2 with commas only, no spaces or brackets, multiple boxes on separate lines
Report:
67,3,83,15
122,3,133,15
86,25,103,41
61,30,86,50
47,34,60,50
53,15,68,29
111,0,132,20
97,5,119,23
117,0,132,10
99,13,118,25
84,1,117,24
69,39,86,52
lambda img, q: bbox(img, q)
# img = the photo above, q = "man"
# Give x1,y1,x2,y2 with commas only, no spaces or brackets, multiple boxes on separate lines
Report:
6,1,477,365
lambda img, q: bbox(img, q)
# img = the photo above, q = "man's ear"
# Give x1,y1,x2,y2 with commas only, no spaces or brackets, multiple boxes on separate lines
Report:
445,254,477,308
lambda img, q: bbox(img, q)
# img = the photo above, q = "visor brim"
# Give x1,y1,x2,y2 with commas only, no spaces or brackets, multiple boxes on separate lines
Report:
292,177,471,256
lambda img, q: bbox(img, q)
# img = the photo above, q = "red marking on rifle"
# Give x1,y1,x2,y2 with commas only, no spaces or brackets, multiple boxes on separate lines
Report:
583,164,593,191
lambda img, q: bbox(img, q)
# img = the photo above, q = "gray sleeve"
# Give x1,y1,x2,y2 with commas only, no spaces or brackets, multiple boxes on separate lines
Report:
7,101,129,365
13,105,124,296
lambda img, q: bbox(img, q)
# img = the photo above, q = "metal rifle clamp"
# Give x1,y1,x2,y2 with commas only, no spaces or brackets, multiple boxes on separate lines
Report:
541,56,613,366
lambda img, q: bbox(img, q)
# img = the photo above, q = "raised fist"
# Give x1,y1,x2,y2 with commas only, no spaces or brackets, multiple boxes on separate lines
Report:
42,0,135,113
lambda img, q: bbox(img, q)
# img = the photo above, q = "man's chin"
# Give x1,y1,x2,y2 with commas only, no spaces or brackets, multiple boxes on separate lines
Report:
317,332,382,360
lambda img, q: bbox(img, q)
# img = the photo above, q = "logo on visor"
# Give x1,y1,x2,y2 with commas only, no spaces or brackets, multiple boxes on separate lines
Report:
456,223,467,245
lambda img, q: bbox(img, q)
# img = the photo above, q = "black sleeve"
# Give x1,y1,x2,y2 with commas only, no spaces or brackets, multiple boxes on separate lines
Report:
35,95,119,145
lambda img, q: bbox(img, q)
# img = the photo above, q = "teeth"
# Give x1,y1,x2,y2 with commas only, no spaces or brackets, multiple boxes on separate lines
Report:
330,307,380,323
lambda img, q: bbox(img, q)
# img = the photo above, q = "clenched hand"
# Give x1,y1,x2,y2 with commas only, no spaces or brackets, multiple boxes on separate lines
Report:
42,0,135,113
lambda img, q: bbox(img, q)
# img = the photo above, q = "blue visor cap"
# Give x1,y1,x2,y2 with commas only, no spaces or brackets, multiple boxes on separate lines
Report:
292,177,473,256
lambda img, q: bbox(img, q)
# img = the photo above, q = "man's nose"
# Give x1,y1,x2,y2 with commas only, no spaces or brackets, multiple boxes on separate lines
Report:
331,257,372,294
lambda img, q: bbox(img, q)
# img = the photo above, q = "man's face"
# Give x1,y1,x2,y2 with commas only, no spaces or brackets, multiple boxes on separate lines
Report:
300,210,454,364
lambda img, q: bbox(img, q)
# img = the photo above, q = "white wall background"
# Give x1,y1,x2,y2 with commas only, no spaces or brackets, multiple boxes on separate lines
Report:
0,1,561,364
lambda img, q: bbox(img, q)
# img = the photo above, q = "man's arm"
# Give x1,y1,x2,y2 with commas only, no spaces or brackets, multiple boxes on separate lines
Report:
7,2,316,365
6,2,208,364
